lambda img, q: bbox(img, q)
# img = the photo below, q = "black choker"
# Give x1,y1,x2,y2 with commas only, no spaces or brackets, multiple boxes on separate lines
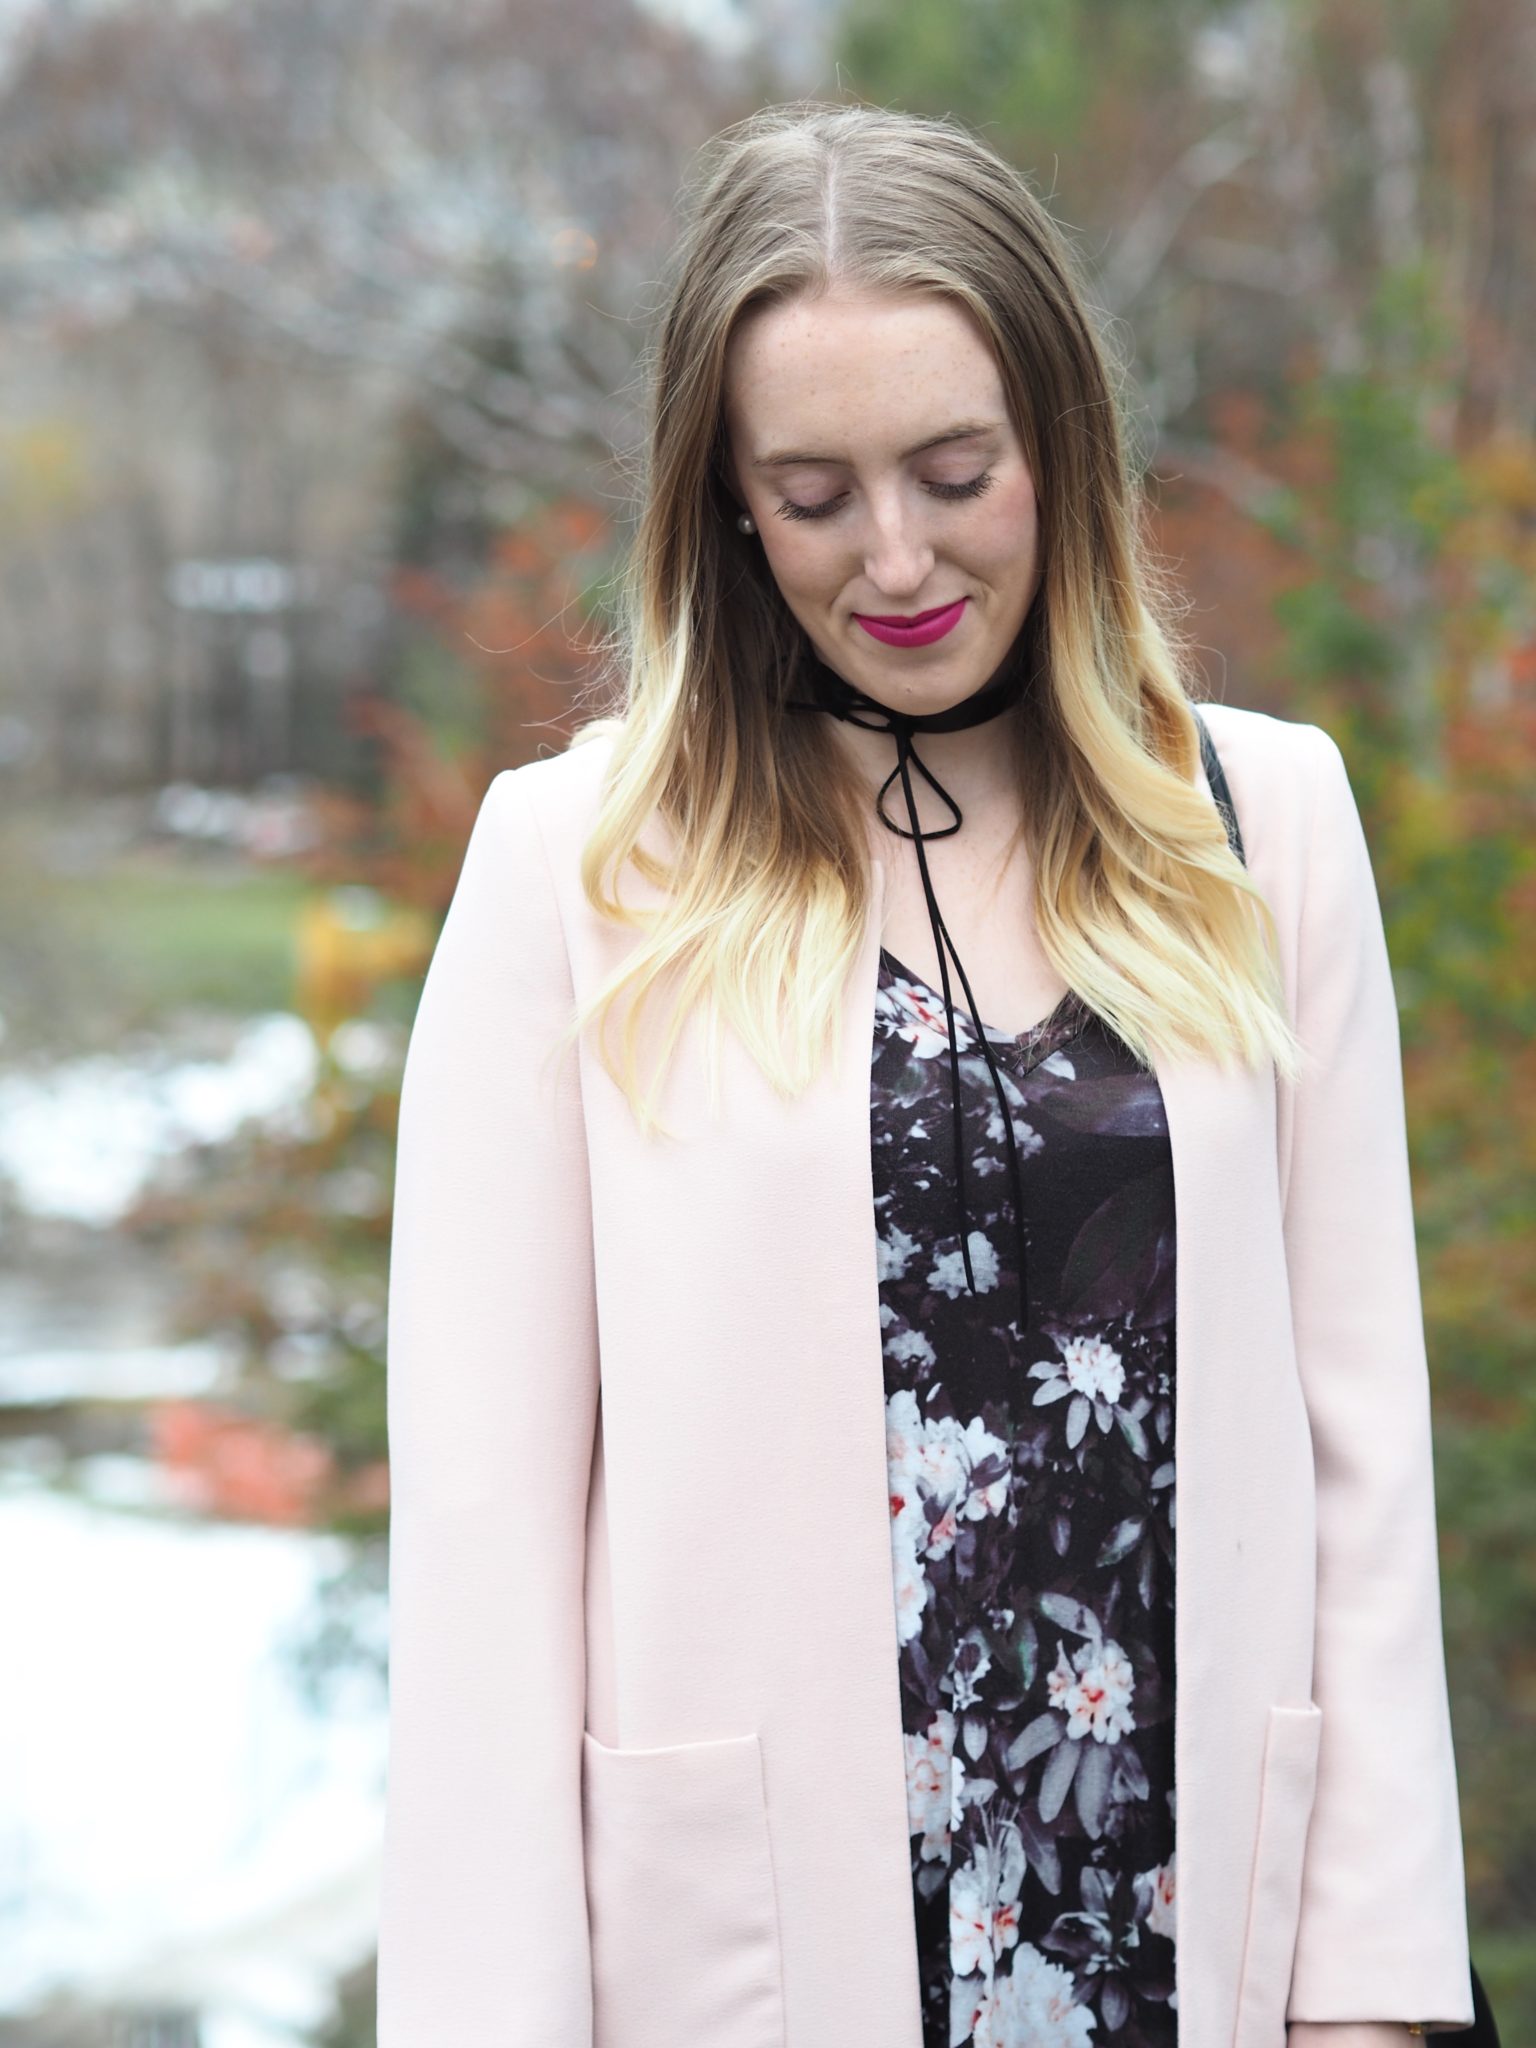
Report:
786,641,1037,1339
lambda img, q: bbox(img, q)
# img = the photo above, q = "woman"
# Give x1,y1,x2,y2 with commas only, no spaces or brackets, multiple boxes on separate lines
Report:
376,102,1475,2048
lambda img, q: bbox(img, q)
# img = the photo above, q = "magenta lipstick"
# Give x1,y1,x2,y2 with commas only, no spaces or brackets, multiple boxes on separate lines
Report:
853,597,968,648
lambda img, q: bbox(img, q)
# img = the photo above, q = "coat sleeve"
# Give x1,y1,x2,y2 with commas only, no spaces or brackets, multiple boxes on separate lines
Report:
1281,726,1475,2031
377,766,599,2045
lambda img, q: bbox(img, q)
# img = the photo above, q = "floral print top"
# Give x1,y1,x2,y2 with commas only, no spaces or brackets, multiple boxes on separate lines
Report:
872,946,1179,2048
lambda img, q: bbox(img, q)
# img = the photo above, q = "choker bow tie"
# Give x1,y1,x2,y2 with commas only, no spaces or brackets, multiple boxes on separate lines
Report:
786,640,1037,1340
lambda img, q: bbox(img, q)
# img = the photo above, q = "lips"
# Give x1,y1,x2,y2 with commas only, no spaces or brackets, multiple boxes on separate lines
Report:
852,596,969,648
860,601,964,626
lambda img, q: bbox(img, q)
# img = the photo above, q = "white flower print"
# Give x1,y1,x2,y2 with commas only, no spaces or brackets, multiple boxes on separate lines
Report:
887,1397,962,1510
1045,1638,1076,1712
885,1324,938,1372
957,1416,1009,1518
887,974,979,1058
915,1418,968,1505
905,1709,956,1863
1046,1635,1136,1744
1060,1332,1125,1403
982,1100,1044,1159
928,1229,1001,1298
887,1386,925,1469
1027,1333,1126,1447
916,1419,1009,1559
947,1627,993,1715
886,1391,933,1641
924,1501,961,1562
964,1941,1099,2048
889,1511,930,1645
879,1220,921,1280
1140,1850,1177,1940
887,1395,1008,1587
949,1831,1025,1981
951,1972,988,2048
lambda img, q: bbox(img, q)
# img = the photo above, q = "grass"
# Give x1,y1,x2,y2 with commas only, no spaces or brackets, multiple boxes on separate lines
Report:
0,808,314,1056
1472,1929,1536,2044
73,855,309,1022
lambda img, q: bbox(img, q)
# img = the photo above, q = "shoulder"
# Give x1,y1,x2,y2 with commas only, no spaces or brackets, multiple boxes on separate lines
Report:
468,726,620,880
496,726,619,857
448,730,628,990
1191,700,1346,884
1192,698,1335,792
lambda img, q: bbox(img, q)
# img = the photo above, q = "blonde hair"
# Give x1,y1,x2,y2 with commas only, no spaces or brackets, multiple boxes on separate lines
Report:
562,100,1304,1133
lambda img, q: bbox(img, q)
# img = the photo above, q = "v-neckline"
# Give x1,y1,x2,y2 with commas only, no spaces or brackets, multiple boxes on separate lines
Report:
877,944,1086,1053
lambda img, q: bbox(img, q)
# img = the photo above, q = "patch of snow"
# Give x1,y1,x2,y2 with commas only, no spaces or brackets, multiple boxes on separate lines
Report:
0,1015,319,1226
0,1481,387,2027
0,1338,235,1407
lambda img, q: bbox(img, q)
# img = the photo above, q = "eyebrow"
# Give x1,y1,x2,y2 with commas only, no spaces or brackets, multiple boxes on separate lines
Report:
750,420,1006,470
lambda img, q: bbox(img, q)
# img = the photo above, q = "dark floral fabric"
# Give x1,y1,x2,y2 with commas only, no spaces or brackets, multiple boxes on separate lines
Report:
871,946,1178,2048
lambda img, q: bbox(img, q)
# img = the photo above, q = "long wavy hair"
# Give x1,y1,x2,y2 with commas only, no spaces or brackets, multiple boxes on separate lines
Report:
561,100,1304,1133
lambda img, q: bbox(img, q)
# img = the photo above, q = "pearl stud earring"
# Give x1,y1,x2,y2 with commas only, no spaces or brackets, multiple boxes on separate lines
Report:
736,511,756,535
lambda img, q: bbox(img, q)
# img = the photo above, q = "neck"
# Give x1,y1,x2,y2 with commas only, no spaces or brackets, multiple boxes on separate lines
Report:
797,636,1033,834
826,713,1025,831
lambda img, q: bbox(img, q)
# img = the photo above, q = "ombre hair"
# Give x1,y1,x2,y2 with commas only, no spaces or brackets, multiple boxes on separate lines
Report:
562,99,1304,1131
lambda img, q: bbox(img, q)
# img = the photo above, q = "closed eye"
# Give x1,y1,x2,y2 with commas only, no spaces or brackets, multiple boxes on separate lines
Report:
774,472,997,523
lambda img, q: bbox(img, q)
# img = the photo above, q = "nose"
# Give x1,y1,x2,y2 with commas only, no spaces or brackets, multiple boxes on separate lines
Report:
861,489,935,602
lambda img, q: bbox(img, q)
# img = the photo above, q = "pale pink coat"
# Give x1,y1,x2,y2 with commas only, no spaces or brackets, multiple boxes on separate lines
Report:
376,701,1475,2048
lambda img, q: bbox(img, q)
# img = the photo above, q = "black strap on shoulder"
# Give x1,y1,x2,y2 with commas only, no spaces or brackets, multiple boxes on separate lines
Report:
1192,705,1245,867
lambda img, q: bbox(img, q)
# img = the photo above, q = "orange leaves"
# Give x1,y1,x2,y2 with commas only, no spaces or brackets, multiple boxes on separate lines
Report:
150,1397,388,1528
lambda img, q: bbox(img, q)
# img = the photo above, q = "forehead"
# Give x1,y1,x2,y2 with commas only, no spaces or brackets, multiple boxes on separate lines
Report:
723,288,1007,451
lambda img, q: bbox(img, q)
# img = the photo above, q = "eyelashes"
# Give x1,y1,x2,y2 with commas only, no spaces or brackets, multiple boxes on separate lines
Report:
774,472,997,524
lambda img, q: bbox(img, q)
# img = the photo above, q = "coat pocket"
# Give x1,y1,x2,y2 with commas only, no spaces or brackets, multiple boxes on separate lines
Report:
581,1726,787,2048
1233,1701,1324,2048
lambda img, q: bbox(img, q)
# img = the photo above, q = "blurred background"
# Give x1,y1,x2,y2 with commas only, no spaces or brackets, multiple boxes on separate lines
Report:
0,0,1531,2041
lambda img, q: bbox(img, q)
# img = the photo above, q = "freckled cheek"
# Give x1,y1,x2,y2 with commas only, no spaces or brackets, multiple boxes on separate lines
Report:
758,529,850,613
970,472,1038,568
